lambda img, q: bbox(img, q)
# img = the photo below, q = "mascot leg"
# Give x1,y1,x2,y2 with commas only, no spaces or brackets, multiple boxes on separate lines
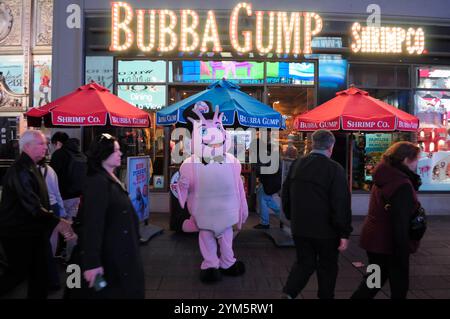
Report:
218,227,246,276
198,230,222,283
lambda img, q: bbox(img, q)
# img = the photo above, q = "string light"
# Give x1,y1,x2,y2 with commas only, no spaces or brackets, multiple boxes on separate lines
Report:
110,2,134,51
303,12,322,54
255,11,275,54
136,9,156,52
200,10,222,53
180,10,200,52
158,10,178,52
230,2,253,53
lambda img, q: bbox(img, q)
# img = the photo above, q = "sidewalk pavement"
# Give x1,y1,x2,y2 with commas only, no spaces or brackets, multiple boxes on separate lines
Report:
2,213,450,299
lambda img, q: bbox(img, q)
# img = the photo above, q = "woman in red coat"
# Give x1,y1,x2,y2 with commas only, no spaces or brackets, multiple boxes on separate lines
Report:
351,142,422,299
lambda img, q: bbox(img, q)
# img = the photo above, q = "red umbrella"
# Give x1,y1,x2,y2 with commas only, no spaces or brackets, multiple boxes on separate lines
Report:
294,87,419,132
26,81,151,127
293,86,420,193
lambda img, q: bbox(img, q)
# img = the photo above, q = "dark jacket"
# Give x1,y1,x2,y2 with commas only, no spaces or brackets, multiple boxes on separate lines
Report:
256,159,282,195
49,138,82,199
72,169,144,299
360,161,421,257
0,152,59,237
282,152,353,239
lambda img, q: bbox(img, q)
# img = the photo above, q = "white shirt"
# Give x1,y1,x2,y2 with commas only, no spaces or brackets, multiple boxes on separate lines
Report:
39,164,67,217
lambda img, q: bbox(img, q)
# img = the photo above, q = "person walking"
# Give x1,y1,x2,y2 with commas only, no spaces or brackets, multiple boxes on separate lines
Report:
351,142,422,299
66,133,144,299
0,130,75,299
254,143,282,229
281,130,353,299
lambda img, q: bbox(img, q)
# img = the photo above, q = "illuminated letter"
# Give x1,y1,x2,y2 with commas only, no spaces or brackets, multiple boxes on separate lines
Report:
303,12,322,54
180,10,200,52
351,22,362,53
230,3,253,53
136,10,156,52
159,10,178,52
110,2,134,51
201,11,222,52
276,12,301,54
256,11,275,54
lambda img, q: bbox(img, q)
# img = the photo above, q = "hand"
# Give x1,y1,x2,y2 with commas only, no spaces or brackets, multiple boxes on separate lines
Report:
84,267,104,288
338,238,349,252
57,219,76,241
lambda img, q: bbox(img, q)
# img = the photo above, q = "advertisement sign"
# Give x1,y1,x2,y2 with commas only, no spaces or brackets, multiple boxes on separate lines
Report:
118,60,166,83
117,85,166,110
85,56,114,90
127,156,151,222
153,175,164,189
33,55,52,107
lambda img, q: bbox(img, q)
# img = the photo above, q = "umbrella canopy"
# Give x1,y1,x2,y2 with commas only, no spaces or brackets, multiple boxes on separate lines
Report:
293,87,419,132
26,82,151,127
156,79,283,129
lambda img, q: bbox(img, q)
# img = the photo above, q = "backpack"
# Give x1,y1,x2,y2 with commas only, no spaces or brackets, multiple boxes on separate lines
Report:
65,151,88,197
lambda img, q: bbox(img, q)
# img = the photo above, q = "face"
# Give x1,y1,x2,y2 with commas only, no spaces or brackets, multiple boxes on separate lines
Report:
23,133,48,163
190,107,231,160
403,156,419,172
103,141,122,169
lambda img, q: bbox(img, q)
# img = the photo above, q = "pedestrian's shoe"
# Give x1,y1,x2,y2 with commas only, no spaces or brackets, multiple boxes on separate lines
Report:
253,223,270,230
220,261,246,276
199,268,222,283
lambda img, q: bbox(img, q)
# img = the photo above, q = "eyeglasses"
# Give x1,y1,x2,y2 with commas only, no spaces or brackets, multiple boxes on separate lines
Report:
98,133,114,142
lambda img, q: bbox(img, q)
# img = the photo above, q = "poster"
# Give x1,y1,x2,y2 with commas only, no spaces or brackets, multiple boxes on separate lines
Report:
0,55,24,93
127,156,151,222
33,55,52,107
364,134,392,181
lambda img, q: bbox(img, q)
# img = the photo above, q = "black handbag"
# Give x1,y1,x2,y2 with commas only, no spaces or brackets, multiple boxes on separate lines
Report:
409,205,427,241
382,194,427,241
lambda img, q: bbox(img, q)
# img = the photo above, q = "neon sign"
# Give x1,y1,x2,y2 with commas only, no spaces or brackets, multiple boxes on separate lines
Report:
110,2,322,55
351,22,425,55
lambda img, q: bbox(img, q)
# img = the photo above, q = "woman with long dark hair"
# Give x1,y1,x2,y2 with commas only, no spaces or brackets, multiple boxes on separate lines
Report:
67,133,144,299
351,141,422,299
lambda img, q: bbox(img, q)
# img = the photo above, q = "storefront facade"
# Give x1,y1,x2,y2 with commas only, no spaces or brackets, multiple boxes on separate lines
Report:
50,0,450,214
0,0,53,182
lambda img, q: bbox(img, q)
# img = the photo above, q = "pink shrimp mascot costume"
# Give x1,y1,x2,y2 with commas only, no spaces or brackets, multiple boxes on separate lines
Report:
176,102,248,283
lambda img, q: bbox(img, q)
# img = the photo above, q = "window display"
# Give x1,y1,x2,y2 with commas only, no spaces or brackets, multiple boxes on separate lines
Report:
415,66,450,190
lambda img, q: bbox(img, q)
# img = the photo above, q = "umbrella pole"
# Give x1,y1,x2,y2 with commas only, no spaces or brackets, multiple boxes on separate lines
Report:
348,133,353,195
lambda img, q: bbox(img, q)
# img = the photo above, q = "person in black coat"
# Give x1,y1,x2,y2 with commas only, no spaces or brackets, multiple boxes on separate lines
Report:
67,133,144,299
282,130,353,299
0,130,75,298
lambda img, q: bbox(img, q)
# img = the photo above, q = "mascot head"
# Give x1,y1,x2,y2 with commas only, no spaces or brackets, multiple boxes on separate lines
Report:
185,101,231,162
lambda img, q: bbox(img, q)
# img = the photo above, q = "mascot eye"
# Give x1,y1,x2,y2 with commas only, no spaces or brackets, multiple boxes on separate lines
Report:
216,123,222,130
201,127,208,136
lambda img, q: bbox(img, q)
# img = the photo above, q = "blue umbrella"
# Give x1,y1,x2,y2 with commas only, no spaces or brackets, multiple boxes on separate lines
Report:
157,79,284,129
